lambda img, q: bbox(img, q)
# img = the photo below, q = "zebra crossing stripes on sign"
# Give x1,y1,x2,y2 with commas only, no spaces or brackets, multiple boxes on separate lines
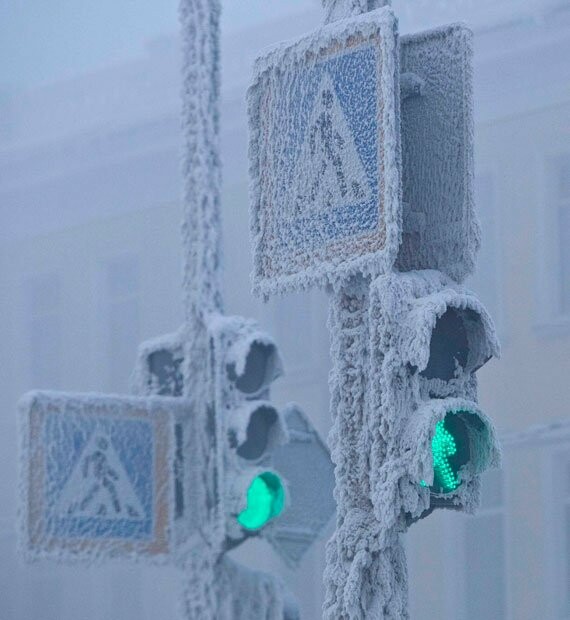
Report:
20,391,180,562
248,7,401,297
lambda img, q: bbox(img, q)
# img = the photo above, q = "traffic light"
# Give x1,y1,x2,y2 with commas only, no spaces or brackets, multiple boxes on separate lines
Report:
207,315,290,545
133,316,336,563
368,270,501,526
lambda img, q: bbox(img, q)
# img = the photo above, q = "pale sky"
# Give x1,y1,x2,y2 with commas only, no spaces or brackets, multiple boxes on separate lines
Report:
0,0,318,90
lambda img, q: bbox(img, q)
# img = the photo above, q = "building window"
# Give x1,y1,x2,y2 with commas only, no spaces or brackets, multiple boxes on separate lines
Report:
564,459,570,613
105,255,140,393
468,173,502,334
445,467,507,619
542,446,570,619
554,154,570,316
551,449,570,617
463,468,507,619
537,153,570,331
25,273,62,388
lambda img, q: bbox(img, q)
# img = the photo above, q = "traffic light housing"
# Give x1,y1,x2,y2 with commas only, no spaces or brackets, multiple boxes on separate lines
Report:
368,270,501,528
133,317,336,564
207,315,290,546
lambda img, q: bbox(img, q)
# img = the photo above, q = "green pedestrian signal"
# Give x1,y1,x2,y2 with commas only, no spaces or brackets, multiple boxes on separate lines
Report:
421,412,471,494
431,419,460,493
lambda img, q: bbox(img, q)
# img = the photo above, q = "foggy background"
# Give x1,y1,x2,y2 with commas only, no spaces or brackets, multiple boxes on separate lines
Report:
1,0,569,618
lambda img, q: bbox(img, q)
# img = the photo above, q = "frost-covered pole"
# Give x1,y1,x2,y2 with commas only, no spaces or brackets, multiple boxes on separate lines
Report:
178,0,223,616
320,1,409,618
180,0,223,320
177,4,299,619
324,279,408,620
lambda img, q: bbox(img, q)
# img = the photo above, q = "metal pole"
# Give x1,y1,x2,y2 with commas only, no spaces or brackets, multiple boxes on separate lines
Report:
178,1,223,617
177,5,292,619
180,0,223,321
321,1,409,618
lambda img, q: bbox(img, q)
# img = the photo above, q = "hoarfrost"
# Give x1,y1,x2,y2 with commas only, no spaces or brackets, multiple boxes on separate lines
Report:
248,7,402,298
18,391,179,565
322,0,391,25
322,270,501,619
177,1,226,615
180,556,293,620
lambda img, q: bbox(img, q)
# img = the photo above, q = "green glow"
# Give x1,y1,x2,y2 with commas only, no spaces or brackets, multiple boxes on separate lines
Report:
237,472,285,530
420,412,473,494
431,420,460,492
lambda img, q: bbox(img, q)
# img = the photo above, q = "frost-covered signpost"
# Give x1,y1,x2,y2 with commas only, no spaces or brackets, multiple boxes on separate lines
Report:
248,0,501,618
18,1,335,619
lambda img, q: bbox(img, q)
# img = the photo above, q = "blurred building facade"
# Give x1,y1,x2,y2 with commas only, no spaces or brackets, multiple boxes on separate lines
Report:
0,1,569,618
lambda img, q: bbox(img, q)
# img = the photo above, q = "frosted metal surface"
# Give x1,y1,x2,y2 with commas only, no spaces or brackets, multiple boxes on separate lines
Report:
398,24,479,282
268,404,336,567
248,8,401,296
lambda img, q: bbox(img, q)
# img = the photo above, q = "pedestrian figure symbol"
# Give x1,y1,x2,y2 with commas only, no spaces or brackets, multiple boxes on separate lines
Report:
79,437,122,515
290,72,372,217
56,432,145,520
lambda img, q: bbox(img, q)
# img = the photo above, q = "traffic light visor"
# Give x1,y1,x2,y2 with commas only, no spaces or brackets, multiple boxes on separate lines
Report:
229,402,287,461
226,335,283,397
402,292,500,380
237,472,285,530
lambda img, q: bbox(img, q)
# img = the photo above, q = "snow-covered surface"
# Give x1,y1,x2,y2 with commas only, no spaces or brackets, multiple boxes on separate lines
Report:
323,276,378,619
249,8,481,298
131,328,186,397
191,556,293,620
177,1,226,615
1,0,568,616
248,7,401,297
208,313,284,540
247,2,497,615
322,0,390,25
397,24,479,282
267,403,337,569
323,270,501,618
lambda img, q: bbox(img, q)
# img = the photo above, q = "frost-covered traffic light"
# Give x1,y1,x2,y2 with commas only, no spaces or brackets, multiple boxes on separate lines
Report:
208,315,289,543
368,270,501,527
133,317,336,565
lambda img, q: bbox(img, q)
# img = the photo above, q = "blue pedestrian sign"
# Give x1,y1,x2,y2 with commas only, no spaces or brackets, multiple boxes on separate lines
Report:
249,7,401,297
20,391,181,562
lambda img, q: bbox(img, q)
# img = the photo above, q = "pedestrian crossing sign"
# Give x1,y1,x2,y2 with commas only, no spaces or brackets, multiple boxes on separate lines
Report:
248,7,401,297
20,391,180,562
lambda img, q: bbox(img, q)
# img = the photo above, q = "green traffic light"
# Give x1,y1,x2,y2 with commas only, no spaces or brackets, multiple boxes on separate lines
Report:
237,471,285,530
421,412,471,494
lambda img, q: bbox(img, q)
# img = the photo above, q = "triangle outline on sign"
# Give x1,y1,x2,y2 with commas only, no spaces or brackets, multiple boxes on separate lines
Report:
54,430,147,522
287,71,372,219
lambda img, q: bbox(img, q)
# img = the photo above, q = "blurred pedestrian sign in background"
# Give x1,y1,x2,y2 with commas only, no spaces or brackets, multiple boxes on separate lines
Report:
21,392,177,561
249,9,401,297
